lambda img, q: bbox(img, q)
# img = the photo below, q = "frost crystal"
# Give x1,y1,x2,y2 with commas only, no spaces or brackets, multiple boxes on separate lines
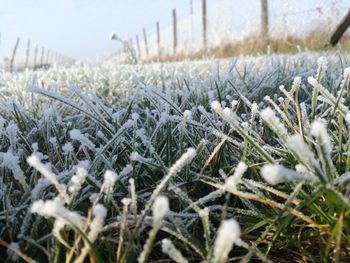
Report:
68,164,88,194
53,218,66,240
183,110,192,120
293,76,302,86
311,119,332,155
222,107,233,117
0,151,24,181
130,152,141,161
307,76,318,87
161,239,188,263
132,113,140,121
70,129,95,149
211,101,222,112
27,155,57,184
231,99,238,109
153,195,169,222
6,121,18,150
296,164,308,174
317,56,328,77
287,134,318,170
341,67,350,91
122,197,132,206
120,164,133,177
260,164,316,185
88,204,107,242
49,137,57,147
31,199,84,228
213,219,241,263
103,170,118,193
260,164,287,185
168,148,196,175
225,162,248,192
308,77,349,115
198,207,209,218
260,107,288,139
27,154,69,202
0,116,5,130
251,102,259,115
62,143,74,154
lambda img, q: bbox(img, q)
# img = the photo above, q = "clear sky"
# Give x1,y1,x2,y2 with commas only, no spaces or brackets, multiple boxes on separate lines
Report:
0,0,348,63
0,0,192,63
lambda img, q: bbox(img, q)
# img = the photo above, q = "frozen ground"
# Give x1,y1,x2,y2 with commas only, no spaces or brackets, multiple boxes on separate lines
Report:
1,52,350,262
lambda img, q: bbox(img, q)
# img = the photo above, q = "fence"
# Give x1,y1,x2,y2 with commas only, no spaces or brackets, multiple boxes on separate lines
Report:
0,35,76,72
115,0,350,61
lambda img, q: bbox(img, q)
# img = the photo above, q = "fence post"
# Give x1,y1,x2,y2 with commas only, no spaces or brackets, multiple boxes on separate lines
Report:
51,52,55,65
173,8,178,56
40,47,45,65
202,0,207,51
156,21,161,58
24,40,31,69
33,44,38,69
10,37,20,73
142,28,149,58
50,52,54,64
261,0,269,50
190,0,194,42
136,34,142,60
328,10,350,46
45,50,50,64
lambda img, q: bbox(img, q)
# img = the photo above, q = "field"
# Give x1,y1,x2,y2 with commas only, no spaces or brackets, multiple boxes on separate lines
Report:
1,52,350,262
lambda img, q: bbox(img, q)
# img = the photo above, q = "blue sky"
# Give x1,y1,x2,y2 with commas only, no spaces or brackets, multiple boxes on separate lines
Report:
0,0,191,62
0,0,348,63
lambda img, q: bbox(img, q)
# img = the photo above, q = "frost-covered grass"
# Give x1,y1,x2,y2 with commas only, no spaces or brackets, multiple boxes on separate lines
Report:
1,52,350,262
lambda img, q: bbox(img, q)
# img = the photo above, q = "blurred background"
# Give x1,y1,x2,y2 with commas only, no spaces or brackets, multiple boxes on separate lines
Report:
0,0,349,70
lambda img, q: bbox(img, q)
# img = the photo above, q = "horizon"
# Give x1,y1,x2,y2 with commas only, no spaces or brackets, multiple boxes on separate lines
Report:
0,0,348,63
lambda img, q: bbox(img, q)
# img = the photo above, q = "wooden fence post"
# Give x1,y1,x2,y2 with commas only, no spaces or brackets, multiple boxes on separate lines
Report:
202,0,207,51
40,47,45,65
24,40,31,69
136,34,141,60
156,21,161,58
190,0,194,42
142,28,149,58
173,8,178,56
33,44,38,69
261,0,269,50
10,37,20,73
328,10,350,46
45,50,50,64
